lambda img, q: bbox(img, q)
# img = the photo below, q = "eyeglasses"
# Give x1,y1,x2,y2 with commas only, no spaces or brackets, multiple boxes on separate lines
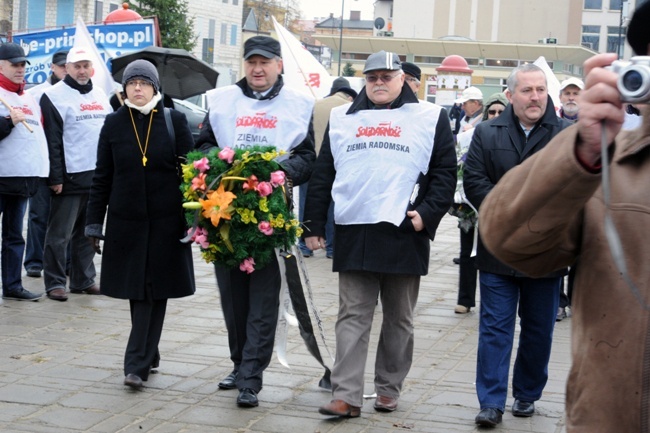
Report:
126,80,153,88
405,77,420,84
366,73,400,83
488,109,505,115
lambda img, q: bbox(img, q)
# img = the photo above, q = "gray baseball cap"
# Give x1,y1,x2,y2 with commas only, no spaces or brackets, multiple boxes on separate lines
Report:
363,50,401,74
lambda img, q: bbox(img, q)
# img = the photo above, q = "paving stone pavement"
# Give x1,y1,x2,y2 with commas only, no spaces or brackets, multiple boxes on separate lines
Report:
0,215,571,433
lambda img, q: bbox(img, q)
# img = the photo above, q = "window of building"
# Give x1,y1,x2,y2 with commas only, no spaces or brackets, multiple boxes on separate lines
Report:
584,0,602,9
485,59,519,68
607,25,626,55
582,25,600,51
233,0,239,4
609,0,622,10
109,3,119,12
202,39,214,64
28,0,46,29
220,23,227,45
94,1,103,23
223,0,228,3
230,24,237,46
57,0,75,26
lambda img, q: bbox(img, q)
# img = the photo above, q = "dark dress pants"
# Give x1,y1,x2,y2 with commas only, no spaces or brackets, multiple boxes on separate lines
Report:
457,227,477,308
215,255,281,392
125,291,167,381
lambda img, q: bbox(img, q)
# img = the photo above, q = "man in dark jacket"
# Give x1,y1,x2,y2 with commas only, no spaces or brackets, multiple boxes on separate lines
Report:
0,43,50,301
463,63,571,427
40,46,112,301
305,50,456,418
194,35,315,408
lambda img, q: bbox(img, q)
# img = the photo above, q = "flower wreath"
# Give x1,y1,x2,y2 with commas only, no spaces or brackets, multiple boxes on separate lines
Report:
180,146,302,273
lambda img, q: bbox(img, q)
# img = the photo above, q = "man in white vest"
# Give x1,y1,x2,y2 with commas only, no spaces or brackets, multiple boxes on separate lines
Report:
40,46,112,302
24,49,68,279
456,86,484,132
0,43,49,301
194,35,315,408
305,50,456,417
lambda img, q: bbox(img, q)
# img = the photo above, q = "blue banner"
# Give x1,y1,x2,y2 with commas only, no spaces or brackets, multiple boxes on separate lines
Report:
13,20,156,85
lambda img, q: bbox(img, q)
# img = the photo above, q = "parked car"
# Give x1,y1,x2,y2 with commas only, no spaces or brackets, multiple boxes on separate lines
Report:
171,98,206,143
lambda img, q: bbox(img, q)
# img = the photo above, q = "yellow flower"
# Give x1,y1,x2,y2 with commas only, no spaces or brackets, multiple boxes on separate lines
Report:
237,208,257,224
201,183,237,227
258,197,269,212
261,150,278,161
270,213,285,229
295,227,303,237
182,163,195,182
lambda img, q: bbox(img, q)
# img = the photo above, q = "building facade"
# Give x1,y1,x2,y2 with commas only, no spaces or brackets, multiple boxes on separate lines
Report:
6,0,241,88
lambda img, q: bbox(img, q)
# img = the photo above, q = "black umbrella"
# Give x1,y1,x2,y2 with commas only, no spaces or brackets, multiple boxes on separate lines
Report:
110,46,219,100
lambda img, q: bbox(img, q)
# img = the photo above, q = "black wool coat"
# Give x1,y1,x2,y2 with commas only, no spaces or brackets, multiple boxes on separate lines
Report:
86,100,196,300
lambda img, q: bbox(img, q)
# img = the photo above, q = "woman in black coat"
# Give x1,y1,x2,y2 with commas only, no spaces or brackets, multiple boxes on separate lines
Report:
85,59,195,389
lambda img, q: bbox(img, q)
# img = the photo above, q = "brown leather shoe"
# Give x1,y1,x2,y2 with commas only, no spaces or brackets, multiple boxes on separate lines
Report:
71,285,101,295
374,395,398,412
47,288,68,302
318,399,360,417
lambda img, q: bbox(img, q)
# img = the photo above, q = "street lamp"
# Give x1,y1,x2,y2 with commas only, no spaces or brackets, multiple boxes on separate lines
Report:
337,0,358,76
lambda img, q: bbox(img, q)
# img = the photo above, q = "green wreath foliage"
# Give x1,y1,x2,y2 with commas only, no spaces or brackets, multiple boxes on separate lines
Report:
180,146,301,271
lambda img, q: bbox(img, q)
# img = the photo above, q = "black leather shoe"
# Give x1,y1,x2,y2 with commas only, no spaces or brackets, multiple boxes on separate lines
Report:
218,371,238,389
512,399,535,417
475,408,502,427
237,388,258,407
124,373,143,389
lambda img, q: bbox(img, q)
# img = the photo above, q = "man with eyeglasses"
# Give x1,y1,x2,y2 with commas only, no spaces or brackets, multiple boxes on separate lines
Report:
305,50,456,418
0,43,49,301
463,64,571,427
40,46,112,302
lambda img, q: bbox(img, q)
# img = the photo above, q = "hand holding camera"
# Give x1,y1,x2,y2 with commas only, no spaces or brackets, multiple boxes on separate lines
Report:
574,53,626,168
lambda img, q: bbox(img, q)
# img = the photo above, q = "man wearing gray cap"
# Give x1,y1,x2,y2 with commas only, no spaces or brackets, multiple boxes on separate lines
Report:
0,43,49,301
195,35,315,408
304,50,456,417
40,46,112,302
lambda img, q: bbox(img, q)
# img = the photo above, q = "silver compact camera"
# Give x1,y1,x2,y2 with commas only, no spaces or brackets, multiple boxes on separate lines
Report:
609,56,650,103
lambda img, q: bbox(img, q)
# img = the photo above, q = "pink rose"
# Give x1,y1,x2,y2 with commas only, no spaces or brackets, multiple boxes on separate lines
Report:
193,157,210,173
255,181,273,197
269,170,285,187
258,221,274,236
193,227,210,248
218,147,235,164
239,257,255,274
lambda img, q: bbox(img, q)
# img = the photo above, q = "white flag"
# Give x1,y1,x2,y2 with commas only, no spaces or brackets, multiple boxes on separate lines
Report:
74,17,119,96
533,56,561,112
272,17,332,100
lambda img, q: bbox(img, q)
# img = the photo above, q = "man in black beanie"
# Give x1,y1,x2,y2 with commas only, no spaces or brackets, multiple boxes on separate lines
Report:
477,2,650,431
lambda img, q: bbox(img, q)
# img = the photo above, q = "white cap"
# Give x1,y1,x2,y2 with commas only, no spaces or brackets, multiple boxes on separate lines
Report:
455,86,483,103
560,77,584,91
67,47,93,64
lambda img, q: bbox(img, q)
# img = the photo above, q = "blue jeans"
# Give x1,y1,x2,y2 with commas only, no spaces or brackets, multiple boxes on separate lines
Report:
476,272,560,412
299,183,334,256
0,194,28,292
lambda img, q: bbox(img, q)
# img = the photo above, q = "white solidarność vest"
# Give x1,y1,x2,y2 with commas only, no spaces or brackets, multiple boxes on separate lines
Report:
44,82,111,173
329,101,442,226
206,84,314,160
0,88,49,177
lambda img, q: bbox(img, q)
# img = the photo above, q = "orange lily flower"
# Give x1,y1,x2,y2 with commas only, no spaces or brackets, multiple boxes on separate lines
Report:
200,183,237,227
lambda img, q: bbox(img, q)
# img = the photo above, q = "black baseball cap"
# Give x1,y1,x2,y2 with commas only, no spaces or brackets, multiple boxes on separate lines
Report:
52,50,68,66
243,36,282,60
0,43,30,65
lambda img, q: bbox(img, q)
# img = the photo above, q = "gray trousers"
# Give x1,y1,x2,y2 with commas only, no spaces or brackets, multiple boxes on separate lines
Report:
43,193,96,292
331,270,420,407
